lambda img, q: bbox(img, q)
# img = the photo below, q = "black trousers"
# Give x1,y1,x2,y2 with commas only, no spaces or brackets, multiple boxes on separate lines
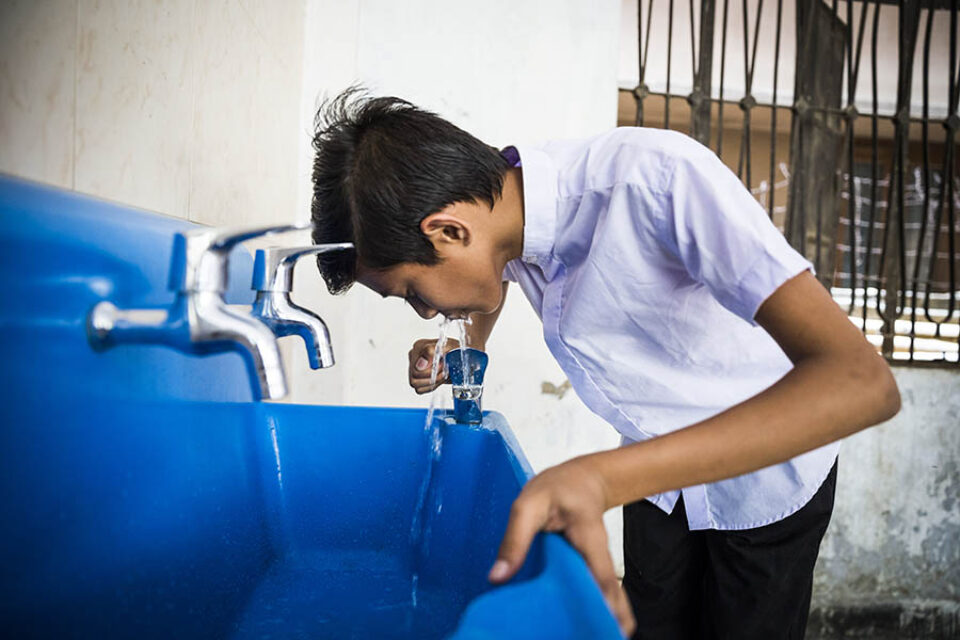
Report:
622,462,837,640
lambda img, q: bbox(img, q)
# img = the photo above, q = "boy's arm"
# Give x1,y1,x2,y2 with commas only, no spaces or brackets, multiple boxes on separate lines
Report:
408,281,509,393
592,270,899,507
487,271,900,634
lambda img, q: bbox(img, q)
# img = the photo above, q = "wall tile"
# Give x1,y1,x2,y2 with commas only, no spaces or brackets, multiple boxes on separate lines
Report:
0,0,77,188
187,0,305,228
74,0,194,217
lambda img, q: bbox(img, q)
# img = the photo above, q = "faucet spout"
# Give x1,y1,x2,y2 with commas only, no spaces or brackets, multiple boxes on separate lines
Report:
252,291,334,369
249,243,352,370
192,292,287,399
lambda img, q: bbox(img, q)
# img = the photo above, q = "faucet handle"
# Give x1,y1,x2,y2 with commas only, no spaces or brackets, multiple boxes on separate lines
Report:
252,243,354,292
170,222,314,293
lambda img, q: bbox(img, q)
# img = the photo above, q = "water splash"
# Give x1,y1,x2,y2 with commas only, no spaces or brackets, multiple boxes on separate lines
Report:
410,317,454,609
423,318,450,431
456,317,471,390
409,316,475,608
268,415,283,490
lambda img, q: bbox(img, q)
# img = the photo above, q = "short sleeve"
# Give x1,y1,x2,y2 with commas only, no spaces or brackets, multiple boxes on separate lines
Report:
663,148,812,324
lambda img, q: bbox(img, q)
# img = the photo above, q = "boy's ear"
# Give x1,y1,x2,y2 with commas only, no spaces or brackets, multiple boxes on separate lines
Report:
420,209,471,248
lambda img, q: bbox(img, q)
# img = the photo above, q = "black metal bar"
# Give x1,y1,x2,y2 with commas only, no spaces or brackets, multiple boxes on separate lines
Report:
786,0,845,271
844,0,859,311
690,0,716,147
635,0,644,127
738,0,749,179
840,0,871,297
785,0,820,255
747,0,762,92
737,0,763,186
717,0,730,157
851,0,869,95
768,0,783,220
635,0,655,127
876,0,920,357
910,7,934,360
948,3,959,360
666,0,674,130
643,0,654,88
689,0,698,77
850,0,870,293
922,0,958,355
618,89,924,117
862,0,882,336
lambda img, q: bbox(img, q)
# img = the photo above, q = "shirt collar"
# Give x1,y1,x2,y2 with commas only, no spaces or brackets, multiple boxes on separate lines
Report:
502,144,559,271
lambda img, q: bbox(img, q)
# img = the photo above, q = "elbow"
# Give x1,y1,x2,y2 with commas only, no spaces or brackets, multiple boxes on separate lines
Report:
865,353,901,424
880,367,901,422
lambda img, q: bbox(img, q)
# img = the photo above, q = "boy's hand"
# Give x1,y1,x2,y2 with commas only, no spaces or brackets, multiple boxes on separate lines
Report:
408,338,460,394
488,457,636,638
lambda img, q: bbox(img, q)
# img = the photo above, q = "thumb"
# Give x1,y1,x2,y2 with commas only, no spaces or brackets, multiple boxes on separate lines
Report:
415,356,429,370
489,496,548,583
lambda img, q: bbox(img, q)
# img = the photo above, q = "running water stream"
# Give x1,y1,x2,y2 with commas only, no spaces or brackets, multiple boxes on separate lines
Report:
409,317,469,613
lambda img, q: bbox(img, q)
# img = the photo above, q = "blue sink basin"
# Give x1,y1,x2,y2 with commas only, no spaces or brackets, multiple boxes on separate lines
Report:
0,175,621,639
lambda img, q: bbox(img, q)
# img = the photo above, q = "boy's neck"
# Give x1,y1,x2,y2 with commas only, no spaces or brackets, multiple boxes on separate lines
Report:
492,167,525,265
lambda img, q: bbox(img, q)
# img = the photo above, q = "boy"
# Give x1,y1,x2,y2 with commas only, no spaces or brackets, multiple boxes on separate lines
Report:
309,89,900,639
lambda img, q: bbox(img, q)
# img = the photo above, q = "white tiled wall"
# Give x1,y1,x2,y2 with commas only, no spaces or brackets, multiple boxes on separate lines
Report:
74,0,195,217
0,0,77,188
188,0,304,227
1,0,304,226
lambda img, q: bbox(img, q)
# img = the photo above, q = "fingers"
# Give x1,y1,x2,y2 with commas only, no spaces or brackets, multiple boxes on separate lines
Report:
614,584,637,638
488,493,549,584
488,493,636,636
408,338,457,394
565,520,636,638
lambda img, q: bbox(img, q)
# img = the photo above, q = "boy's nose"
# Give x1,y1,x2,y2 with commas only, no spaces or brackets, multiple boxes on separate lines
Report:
413,302,438,319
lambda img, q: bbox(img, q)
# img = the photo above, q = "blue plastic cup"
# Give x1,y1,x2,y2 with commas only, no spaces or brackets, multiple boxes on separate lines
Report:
444,348,489,424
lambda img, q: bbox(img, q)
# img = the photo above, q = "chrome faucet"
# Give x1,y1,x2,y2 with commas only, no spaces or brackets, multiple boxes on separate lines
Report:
250,245,354,370
87,223,310,400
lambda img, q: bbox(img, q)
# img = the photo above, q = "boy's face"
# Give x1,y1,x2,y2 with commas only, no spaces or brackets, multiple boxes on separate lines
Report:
355,203,506,320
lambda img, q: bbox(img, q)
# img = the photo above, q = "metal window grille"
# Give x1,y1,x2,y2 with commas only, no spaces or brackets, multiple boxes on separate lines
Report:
619,0,959,365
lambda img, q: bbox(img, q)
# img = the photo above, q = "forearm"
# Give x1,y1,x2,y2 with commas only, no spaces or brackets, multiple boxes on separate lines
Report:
467,281,508,349
587,350,900,510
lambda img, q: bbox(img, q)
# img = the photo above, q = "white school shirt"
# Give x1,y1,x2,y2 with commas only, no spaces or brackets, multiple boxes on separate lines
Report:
502,127,839,531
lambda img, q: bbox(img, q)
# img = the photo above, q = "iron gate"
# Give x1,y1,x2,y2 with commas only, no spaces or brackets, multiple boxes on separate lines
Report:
622,0,959,365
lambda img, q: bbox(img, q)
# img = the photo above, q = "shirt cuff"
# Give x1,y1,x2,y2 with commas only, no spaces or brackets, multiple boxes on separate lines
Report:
733,249,815,326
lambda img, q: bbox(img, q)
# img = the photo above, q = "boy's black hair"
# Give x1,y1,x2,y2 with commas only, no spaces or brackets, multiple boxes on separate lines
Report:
310,87,511,294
